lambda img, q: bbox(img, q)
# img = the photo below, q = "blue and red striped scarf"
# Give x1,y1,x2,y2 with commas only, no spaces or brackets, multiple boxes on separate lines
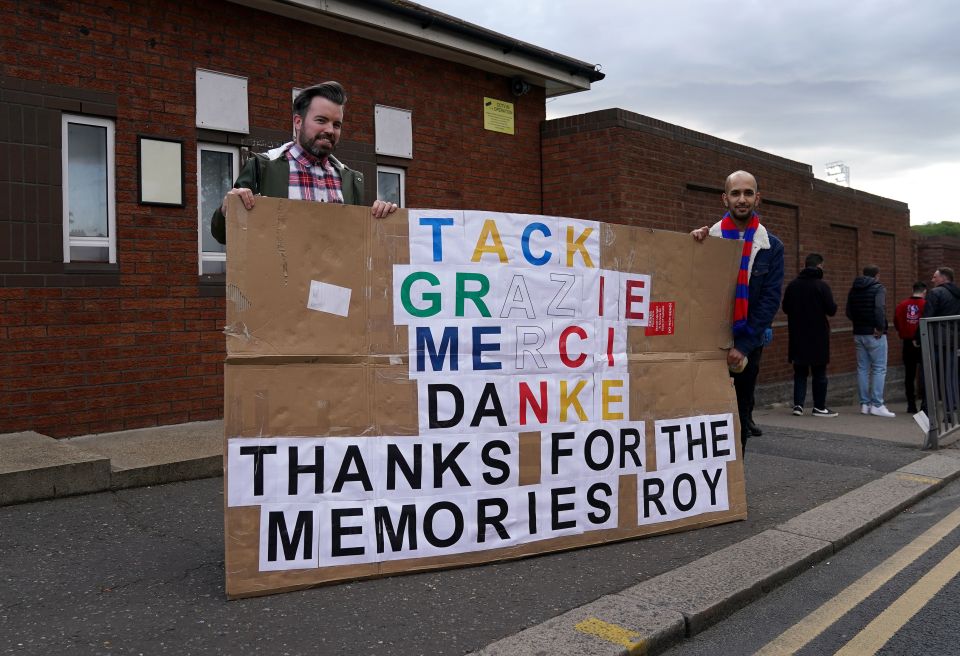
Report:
719,211,760,337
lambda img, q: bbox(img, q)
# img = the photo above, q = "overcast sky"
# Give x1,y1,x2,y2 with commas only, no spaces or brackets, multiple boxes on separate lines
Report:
423,0,960,224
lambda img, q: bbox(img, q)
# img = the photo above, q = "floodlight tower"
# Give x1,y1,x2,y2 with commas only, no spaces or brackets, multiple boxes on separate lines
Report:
825,161,851,187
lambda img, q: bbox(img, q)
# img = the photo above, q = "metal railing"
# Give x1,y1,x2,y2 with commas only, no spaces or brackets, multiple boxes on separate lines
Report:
919,315,960,449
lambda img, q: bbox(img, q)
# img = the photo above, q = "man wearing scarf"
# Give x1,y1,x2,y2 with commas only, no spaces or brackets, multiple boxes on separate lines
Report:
691,170,785,450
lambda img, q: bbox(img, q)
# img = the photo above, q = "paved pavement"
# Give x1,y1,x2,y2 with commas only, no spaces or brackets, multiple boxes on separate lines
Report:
2,410,959,655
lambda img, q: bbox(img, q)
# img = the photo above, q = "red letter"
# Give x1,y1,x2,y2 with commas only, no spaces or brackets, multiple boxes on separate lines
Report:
559,325,588,368
519,381,548,424
625,279,646,320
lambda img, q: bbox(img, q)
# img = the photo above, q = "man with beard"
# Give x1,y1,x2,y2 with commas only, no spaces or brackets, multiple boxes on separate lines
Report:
212,81,396,243
691,170,785,450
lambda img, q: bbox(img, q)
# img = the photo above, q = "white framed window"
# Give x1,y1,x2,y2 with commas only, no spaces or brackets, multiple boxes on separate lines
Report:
61,114,116,263
377,165,406,207
197,143,239,275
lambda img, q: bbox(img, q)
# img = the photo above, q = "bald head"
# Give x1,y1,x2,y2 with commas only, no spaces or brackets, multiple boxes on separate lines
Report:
722,170,761,224
724,170,758,194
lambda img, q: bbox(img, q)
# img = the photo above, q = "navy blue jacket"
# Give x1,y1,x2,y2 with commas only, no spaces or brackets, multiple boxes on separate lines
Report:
737,232,785,354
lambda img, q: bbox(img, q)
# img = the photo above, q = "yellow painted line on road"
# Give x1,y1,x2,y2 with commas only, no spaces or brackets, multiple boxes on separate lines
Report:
756,504,960,656
835,542,960,655
574,617,647,653
895,473,941,485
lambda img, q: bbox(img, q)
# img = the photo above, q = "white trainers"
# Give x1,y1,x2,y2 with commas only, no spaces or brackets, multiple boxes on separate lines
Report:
861,404,870,415
869,405,896,418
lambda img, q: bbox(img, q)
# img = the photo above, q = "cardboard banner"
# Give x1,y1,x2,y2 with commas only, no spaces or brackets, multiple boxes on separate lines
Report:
223,198,745,599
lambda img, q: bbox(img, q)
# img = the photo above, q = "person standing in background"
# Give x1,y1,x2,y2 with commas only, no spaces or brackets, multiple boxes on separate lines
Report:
894,281,927,414
782,253,838,417
845,265,895,417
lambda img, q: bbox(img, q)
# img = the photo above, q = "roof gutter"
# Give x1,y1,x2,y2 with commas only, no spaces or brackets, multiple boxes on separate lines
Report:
226,0,604,97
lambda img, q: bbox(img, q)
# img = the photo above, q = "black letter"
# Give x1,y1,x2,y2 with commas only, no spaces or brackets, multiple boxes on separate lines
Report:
643,477,666,518
551,486,577,530
619,427,643,468
423,501,464,548
331,507,365,557
374,504,417,553
386,443,422,491
481,440,511,485
470,382,507,427
585,429,614,471
660,425,681,465
433,441,470,488
710,420,731,457
288,445,323,495
586,482,613,524
267,510,313,561
551,431,575,475
428,383,464,429
332,445,373,493
477,498,510,543
686,422,708,462
239,445,276,496
673,473,697,511
702,468,723,505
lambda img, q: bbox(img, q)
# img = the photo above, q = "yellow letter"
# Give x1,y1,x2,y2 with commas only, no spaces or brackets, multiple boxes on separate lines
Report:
471,219,509,263
565,225,595,268
601,379,624,420
560,379,588,422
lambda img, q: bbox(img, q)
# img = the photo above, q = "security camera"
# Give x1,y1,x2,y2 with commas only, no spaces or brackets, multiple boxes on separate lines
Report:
510,77,531,97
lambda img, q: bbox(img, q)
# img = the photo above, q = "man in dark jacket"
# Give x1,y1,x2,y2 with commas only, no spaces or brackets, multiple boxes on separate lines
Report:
691,170,785,449
923,267,960,417
211,81,397,244
782,253,838,417
923,267,960,318
845,265,894,417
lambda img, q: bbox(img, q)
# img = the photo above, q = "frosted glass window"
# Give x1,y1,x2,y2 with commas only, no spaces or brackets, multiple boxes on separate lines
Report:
67,124,108,238
61,115,115,263
377,166,405,207
197,143,238,274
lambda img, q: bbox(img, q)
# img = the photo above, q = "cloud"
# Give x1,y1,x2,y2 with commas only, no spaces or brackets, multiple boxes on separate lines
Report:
422,0,960,222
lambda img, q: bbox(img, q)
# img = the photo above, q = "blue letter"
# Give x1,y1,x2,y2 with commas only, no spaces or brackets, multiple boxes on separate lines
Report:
522,222,552,266
416,326,459,372
419,216,455,262
472,326,502,371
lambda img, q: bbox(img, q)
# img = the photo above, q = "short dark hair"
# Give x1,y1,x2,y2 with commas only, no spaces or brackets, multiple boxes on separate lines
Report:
293,81,347,119
804,253,824,268
863,265,880,277
938,267,955,282
913,281,928,293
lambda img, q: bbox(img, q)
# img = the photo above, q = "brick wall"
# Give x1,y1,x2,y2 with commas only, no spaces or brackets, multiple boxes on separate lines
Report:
916,236,960,284
0,0,544,437
542,109,912,389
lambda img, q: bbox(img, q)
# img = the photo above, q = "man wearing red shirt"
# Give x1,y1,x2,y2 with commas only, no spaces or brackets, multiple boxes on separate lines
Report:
894,281,928,413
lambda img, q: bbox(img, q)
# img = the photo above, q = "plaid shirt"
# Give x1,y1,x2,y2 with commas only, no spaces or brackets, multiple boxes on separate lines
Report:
284,142,343,203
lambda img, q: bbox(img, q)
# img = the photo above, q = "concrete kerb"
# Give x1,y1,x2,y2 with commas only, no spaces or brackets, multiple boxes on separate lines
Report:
0,421,224,506
472,449,960,656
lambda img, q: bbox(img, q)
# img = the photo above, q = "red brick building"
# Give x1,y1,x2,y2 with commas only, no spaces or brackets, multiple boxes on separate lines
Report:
1,0,915,438
542,110,912,397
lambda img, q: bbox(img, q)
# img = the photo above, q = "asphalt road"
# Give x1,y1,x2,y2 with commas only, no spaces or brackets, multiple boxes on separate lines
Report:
0,426,930,656
662,475,960,656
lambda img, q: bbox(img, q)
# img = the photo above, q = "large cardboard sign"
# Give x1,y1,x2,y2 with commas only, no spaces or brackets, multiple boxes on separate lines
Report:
223,197,745,599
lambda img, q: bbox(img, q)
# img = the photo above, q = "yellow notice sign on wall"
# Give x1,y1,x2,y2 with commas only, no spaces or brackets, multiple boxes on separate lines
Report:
483,97,515,135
